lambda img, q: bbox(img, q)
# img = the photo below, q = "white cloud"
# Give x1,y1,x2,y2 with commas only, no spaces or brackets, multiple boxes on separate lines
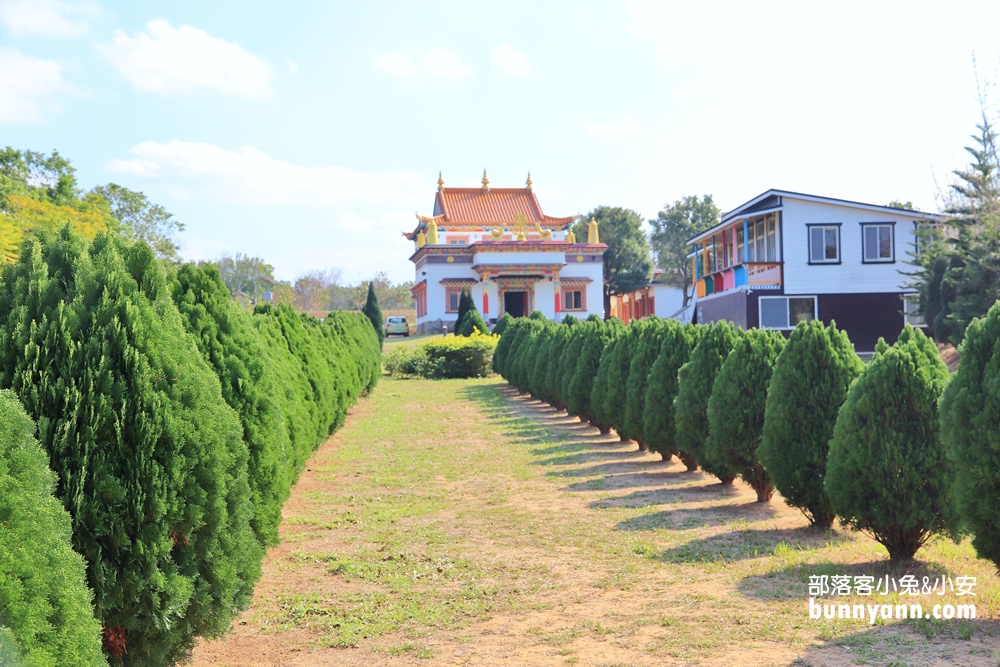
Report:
98,19,273,98
581,116,639,140
0,47,67,123
376,47,471,83
107,140,426,207
0,0,96,37
286,58,299,75
491,43,531,76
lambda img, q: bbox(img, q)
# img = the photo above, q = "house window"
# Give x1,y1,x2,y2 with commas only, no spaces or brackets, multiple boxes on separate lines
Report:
759,296,817,329
737,227,745,262
765,216,777,261
862,223,894,262
902,294,926,327
808,225,841,263
446,290,462,312
563,289,584,311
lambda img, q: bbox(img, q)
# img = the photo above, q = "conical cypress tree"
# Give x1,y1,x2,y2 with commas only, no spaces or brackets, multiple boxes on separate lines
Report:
644,321,701,466
457,303,489,336
0,229,261,665
512,319,546,393
492,312,513,337
826,325,953,561
543,324,572,408
674,322,741,484
706,328,786,501
559,324,590,413
500,319,532,381
0,389,107,667
567,319,623,429
169,263,292,547
602,323,638,441
562,314,579,326
940,301,1000,567
623,318,669,451
454,288,473,334
362,281,384,349
528,322,556,398
759,320,863,527
591,335,622,430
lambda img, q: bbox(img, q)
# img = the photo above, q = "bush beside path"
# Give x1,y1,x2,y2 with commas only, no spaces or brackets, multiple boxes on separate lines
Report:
191,376,1000,667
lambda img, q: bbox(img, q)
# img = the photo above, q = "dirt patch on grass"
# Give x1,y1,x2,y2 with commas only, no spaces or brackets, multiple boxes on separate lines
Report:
191,378,1000,667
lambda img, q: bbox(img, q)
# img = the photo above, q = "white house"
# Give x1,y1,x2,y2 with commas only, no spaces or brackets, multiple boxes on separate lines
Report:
406,172,607,333
687,189,945,352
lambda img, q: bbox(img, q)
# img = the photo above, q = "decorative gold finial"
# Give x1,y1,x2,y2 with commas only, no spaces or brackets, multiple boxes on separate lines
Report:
512,213,528,241
437,170,444,191
481,168,490,192
427,219,439,245
416,230,427,248
588,217,600,244
526,171,533,190
566,228,576,244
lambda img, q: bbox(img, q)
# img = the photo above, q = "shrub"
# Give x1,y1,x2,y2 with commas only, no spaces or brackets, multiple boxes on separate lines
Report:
940,302,1000,567
623,318,670,451
457,306,489,336
492,312,513,337
644,321,701,467
825,326,953,561
169,263,292,547
759,320,863,528
567,319,623,429
499,319,532,381
674,322,741,484
454,288,473,334
0,389,107,667
0,229,261,665
385,333,499,379
511,319,546,393
362,281,384,349
601,323,637,440
543,324,573,408
706,328,785,501
491,316,522,375
528,322,557,399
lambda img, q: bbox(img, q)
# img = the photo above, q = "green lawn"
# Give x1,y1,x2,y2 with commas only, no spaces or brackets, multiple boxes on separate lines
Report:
193,376,1000,667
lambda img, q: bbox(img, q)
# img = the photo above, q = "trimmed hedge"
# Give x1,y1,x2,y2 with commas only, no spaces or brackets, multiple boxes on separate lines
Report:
706,328,786,502
759,320,862,527
384,332,498,379
826,326,953,561
940,301,1000,567
0,390,107,667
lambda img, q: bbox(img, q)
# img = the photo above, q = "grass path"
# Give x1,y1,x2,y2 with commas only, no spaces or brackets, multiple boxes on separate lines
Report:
191,376,1000,667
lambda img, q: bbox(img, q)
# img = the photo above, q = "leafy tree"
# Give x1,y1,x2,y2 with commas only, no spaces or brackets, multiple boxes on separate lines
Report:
644,321,701,467
566,319,622,428
0,147,79,208
0,229,261,665
571,206,652,317
706,329,785,501
826,326,953,561
292,268,341,311
362,281,384,349
649,196,720,308
674,322,741,484
759,321,863,527
939,301,1000,567
0,389,107,667
169,263,293,546
92,183,184,260
213,253,277,305
909,109,1000,344
623,318,671,451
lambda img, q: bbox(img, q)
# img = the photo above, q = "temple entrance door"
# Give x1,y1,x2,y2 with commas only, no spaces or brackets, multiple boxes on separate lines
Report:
504,291,528,318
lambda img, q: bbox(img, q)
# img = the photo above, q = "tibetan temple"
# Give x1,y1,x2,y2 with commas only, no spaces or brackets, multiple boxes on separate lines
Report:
405,171,607,333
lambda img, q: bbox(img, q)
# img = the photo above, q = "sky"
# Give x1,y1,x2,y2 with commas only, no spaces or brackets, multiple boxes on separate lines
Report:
3,0,1000,284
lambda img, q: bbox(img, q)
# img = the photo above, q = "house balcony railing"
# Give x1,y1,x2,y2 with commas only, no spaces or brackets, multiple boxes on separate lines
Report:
696,262,782,298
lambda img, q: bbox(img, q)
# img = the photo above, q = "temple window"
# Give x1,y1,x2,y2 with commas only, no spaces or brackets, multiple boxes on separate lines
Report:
446,290,462,312
563,290,584,311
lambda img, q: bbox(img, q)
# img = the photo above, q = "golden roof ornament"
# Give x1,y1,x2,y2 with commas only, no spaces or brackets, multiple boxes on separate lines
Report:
416,230,427,248
588,217,600,244
512,212,528,241
566,228,576,244
427,219,439,245
481,168,490,192
525,171,533,190
437,170,445,191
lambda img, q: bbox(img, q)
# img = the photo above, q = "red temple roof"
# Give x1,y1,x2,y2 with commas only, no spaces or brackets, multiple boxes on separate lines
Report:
433,187,577,227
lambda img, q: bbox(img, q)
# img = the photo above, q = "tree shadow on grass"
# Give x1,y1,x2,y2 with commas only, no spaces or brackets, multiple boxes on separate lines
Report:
619,500,781,534
650,524,835,563
592,479,742,509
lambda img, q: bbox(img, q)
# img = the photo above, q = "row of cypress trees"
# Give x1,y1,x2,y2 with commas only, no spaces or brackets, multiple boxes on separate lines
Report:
495,309,1000,567
0,228,381,666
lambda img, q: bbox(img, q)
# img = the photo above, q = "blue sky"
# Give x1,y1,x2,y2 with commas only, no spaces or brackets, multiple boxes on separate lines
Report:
3,0,1000,283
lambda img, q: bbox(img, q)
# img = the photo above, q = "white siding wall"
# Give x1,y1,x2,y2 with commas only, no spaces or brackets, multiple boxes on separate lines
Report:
472,251,568,266
651,285,687,320
781,198,921,295
535,280,556,319
418,263,478,323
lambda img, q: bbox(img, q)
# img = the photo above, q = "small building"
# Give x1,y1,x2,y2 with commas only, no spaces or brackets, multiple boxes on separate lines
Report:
609,270,690,325
687,189,944,352
406,172,607,334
